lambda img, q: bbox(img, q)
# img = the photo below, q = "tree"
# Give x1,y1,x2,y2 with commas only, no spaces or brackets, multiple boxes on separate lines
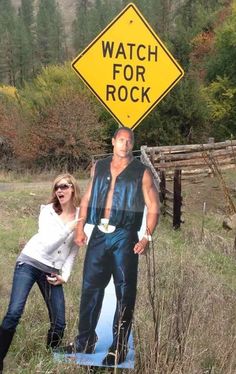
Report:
203,76,236,140
72,0,91,53
133,77,209,147
201,1,236,140
15,11,33,85
173,0,224,67
36,0,66,67
136,0,174,40
0,86,23,168
206,2,236,84
20,0,34,30
0,0,18,85
0,64,106,170
19,0,37,80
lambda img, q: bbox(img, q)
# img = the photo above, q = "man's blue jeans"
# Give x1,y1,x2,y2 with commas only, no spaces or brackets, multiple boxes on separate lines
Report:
1,262,66,335
76,226,139,351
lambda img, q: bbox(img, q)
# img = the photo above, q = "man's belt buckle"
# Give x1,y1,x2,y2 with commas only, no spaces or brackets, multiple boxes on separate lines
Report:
98,218,116,233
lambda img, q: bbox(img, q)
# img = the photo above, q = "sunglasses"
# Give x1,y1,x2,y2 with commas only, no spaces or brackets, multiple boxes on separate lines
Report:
54,183,72,191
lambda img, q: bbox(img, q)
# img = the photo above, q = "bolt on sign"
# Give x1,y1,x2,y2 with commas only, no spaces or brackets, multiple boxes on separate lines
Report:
72,3,184,130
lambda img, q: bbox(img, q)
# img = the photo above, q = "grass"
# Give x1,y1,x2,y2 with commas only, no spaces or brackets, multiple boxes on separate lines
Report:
0,169,90,183
1,170,236,373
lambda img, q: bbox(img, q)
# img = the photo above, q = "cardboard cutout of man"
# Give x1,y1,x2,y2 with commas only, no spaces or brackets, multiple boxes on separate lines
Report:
63,127,159,365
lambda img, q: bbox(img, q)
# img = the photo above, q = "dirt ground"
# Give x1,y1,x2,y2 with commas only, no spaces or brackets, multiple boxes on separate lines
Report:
182,169,236,215
161,168,236,222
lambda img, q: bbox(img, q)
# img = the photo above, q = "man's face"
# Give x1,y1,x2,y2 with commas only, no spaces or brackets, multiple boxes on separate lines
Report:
112,130,134,159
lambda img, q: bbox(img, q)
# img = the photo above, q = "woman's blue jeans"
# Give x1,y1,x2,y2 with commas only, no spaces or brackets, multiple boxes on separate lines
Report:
1,262,66,335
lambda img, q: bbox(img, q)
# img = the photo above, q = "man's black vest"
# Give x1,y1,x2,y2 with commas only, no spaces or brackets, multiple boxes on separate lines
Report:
87,156,146,230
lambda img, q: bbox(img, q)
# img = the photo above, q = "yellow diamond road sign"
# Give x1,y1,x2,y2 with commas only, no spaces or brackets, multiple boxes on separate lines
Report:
72,3,184,130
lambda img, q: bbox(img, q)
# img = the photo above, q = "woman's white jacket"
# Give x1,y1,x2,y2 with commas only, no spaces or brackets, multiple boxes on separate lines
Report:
21,204,79,282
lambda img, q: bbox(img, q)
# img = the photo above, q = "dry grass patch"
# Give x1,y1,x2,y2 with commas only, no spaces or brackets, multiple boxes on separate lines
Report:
1,172,236,372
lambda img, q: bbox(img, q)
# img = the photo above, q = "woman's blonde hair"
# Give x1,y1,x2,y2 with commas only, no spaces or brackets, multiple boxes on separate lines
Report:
49,173,81,214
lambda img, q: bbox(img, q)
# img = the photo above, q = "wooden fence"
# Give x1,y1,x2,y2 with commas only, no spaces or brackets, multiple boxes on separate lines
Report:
141,139,236,179
141,138,236,228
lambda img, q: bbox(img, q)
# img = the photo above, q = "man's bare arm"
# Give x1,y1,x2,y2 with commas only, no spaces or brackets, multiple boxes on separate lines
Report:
133,169,160,254
75,166,95,246
142,168,160,234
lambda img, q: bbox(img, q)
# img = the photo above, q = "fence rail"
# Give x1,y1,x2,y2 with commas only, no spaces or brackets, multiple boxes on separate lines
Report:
141,139,236,179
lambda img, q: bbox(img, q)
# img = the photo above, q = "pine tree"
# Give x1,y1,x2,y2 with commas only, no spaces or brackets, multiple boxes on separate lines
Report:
88,0,122,40
0,0,18,85
72,0,91,53
15,9,32,85
36,0,66,67
21,0,34,30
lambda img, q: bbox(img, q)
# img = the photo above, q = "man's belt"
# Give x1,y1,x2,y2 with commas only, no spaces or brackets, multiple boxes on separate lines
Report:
98,218,116,233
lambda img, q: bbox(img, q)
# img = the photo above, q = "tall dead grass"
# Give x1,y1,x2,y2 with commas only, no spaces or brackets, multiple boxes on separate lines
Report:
1,180,236,373
134,224,236,374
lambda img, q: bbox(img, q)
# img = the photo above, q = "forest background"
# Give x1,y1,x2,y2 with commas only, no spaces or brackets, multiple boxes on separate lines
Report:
0,0,236,172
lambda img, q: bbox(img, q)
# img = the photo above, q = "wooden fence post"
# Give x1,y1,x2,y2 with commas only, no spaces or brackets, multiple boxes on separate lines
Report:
173,169,182,229
159,170,166,204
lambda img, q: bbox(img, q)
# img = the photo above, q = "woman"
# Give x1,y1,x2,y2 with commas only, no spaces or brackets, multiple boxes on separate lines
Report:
0,173,81,373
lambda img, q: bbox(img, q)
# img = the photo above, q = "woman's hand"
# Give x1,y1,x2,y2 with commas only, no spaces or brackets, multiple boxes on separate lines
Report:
46,273,65,286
